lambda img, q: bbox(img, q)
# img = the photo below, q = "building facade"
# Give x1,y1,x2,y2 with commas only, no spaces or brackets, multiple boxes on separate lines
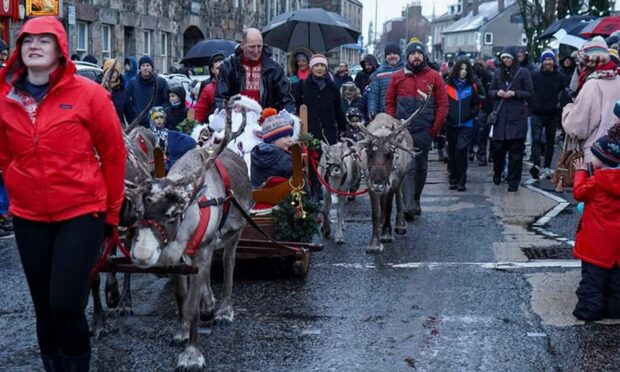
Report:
430,4,461,62
377,2,431,62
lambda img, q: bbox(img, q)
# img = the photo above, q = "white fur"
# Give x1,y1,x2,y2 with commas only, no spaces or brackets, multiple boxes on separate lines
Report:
131,229,161,268
176,345,206,370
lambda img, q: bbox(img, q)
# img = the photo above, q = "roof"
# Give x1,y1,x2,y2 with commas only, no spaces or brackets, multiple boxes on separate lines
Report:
432,11,461,23
442,0,517,34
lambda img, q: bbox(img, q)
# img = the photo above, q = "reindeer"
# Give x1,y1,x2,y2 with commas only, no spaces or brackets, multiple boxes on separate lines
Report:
319,138,364,244
125,96,252,371
356,91,429,253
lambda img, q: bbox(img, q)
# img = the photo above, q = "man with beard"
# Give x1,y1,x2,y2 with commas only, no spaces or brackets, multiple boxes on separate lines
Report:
333,61,353,89
488,46,533,192
528,50,566,180
216,28,296,113
385,39,448,220
127,55,170,127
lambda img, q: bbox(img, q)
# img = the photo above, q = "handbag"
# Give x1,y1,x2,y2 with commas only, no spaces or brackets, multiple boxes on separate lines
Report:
551,135,583,192
486,69,523,128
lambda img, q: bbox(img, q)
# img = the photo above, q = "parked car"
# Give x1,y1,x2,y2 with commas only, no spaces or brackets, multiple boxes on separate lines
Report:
74,60,103,82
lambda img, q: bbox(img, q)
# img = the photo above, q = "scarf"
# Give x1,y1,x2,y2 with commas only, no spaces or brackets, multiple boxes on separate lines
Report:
297,68,310,81
578,61,618,92
312,74,327,91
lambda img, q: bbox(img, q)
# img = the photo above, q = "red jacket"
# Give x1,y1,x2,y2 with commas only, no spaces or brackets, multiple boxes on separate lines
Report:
0,17,126,225
573,169,620,269
194,80,217,123
385,65,448,137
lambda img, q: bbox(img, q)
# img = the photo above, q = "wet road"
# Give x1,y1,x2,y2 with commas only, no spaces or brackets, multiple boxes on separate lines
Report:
2,157,619,371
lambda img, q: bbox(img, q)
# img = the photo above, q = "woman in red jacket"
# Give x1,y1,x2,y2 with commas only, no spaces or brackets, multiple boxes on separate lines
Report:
572,123,620,321
0,17,126,371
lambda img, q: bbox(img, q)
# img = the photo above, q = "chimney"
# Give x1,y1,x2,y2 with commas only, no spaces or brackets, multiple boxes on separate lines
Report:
473,0,479,16
498,0,504,12
461,0,470,16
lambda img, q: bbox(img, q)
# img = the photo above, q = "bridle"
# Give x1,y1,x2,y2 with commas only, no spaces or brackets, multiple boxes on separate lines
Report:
132,219,170,246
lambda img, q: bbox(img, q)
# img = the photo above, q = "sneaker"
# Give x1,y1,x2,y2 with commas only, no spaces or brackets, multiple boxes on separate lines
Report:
493,174,502,185
543,168,554,179
508,185,518,192
457,185,467,192
529,165,540,180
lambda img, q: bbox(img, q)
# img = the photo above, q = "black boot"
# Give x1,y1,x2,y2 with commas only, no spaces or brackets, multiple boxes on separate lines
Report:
59,350,91,372
41,353,61,372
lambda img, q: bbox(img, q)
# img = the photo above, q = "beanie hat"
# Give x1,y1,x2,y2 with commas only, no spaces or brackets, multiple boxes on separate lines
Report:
486,59,496,69
609,48,619,64
260,109,294,143
168,82,186,102
149,106,166,122
540,49,556,64
591,134,620,167
440,62,449,74
82,54,98,65
309,53,328,69
384,42,401,58
405,38,426,57
578,36,610,67
139,55,154,68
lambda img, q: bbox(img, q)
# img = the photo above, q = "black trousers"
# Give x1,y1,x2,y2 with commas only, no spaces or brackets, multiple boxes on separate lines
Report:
14,213,104,356
403,130,432,212
493,139,525,188
575,262,620,319
476,111,492,157
530,113,559,168
447,127,473,186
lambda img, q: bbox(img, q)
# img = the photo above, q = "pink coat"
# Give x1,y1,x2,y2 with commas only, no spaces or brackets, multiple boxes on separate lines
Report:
562,76,620,162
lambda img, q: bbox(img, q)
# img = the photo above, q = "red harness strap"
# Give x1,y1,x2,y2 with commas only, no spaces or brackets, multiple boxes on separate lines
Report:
138,134,148,155
184,159,233,256
90,230,131,281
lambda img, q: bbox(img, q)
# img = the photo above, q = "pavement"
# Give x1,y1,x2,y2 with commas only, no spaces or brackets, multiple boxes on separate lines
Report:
1,149,619,371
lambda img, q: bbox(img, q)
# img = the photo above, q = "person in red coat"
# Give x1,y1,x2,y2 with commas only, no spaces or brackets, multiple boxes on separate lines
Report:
194,54,225,123
572,123,620,321
0,17,126,371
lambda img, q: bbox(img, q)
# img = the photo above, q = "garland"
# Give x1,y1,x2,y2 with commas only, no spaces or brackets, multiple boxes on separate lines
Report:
299,132,321,152
273,189,321,243
177,118,199,135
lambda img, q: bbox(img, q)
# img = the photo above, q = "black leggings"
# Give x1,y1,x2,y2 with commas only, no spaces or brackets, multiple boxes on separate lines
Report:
14,213,104,356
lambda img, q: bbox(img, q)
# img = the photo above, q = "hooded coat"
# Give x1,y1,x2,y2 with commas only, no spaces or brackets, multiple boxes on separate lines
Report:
123,57,137,89
165,84,189,130
0,17,126,225
488,47,533,141
354,54,378,92
573,169,620,269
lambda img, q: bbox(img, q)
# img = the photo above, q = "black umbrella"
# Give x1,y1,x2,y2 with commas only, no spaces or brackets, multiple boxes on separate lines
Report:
261,8,361,52
181,39,237,66
538,15,598,40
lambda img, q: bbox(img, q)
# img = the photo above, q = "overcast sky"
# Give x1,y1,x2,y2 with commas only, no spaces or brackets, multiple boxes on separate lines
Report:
360,0,454,45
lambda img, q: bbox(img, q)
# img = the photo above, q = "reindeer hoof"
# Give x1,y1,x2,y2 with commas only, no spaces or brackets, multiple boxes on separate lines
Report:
171,332,190,347
380,234,394,243
367,244,384,254
214,307,234,325
335,238,346,245
175,345,206,372
394,227,407,235
90,316,115,339
105,285,121,309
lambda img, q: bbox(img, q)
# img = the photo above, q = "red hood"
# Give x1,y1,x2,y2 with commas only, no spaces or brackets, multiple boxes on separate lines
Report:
0,17,75,90
595,169,620,196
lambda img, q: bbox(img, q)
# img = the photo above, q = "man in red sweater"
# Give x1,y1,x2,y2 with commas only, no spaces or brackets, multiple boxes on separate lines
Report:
385,39,448,220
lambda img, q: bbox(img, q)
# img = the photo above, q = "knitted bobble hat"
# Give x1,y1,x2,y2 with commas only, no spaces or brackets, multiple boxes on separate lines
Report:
578,36,610,67
591,124,620,167
260,111,294,143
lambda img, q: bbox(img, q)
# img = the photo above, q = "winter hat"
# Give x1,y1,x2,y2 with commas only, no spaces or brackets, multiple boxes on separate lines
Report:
345,107,363,121
82,54,98,65
139,55,154,68
591,131,620,168
168,82,186,102
405,38,426,57
440,62,449,74
295,51,309,61
384,42,401,57
540,49,556,64
578,36,610,67
149,106,166,122
609,48,619,64
309,53,328,69
260,109,294,143
486,59,496,70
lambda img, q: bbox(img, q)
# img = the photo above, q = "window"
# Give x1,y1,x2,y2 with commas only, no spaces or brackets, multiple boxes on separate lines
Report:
484,32,493,45
143,30,153,56
161,33,168,73
102,25,112,60
76,22,88,58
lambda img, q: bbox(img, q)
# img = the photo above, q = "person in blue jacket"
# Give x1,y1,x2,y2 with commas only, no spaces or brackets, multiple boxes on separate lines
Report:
128,55,169,126
250,109,294,189
123,56,137,89
148,107,196,171
367,42,404,120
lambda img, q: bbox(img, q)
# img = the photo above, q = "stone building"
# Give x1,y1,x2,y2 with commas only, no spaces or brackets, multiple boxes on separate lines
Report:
377,1,431,62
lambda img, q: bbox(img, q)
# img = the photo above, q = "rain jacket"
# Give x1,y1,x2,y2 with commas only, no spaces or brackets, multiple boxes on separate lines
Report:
0,17,126,225
445,79,481,128
216,47,296,114
250,143,293,189
194,80,217,123
573,169,620,269
385,65,448,137
368,60,404,115
354,54,378,92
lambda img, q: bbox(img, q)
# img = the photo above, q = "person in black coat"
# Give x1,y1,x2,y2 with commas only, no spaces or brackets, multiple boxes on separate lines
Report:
101,59,136,128
488,46,533,192
164,83,188,130
528,50,566,179
354,54,378,92
250,110,294,189
473,58,494,165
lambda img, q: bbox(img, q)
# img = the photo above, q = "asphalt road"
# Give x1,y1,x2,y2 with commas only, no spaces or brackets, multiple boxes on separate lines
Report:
1,156,618,372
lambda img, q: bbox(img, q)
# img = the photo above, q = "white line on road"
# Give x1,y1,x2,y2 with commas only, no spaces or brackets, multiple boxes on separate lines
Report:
324,260,581,270
522,179,574,247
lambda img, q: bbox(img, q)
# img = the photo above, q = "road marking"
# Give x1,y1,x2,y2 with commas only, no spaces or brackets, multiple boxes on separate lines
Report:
322,260,581,270
522,179,574,247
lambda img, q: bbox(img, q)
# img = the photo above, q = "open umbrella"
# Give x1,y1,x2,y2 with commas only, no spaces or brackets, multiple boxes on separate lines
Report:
538,15,597,40
580,16,620,38
181,39,237,66
261,8,361,52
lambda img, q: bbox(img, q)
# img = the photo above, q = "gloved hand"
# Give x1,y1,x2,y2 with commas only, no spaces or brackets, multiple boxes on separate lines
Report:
104,224,116,238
